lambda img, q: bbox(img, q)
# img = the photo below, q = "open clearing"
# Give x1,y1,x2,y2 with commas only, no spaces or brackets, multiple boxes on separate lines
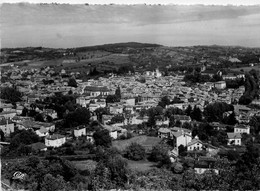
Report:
127,159,157,172
112,135,162,152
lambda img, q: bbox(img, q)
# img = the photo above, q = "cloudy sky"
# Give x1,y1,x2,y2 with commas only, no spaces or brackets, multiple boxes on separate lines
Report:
1,3,260,48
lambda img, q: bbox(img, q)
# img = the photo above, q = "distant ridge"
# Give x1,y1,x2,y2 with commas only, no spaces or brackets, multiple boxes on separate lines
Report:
70,42,162,52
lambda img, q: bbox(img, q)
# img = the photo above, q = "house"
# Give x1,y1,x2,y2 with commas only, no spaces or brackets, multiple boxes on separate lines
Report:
89,104,101,112
134,115,149,124
194,157,219,174
155,116,169,126
76,96,91,107
74,126,86,137
84,86,110,97
0,119,15,136
227,133,242,146
102,124,127,139
122,98,135,106
215,81,226,89
187,138,204,151
86,131,94,143
12,116,34,123
45,134,66,148
0,103,13,112
36,122,55,132
17,120,40,130
158,128,171,139
173,115,191,124
203,143,219,156
109,104,123,114
172,127,192,136
43,109,57,119
102,115,114,125
0,111,17,119
16,105,24,115
35,127,49,137
171,130,192,148
234,124,250,134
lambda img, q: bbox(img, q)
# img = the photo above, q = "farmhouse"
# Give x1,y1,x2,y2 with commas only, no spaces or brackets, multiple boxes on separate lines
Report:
234,124,250,134
227,133,242,146
45,134,66,148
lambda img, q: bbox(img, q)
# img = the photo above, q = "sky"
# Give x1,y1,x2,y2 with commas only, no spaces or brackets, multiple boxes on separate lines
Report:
1,1,260,48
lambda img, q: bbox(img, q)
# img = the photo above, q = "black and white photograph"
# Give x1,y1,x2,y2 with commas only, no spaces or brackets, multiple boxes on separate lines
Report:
1,0,260,190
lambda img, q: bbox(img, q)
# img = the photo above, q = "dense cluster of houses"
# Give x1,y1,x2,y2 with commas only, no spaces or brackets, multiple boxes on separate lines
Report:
1,66,259,174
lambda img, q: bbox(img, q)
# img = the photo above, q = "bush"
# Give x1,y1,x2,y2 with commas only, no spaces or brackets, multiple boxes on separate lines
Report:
125,143,146,161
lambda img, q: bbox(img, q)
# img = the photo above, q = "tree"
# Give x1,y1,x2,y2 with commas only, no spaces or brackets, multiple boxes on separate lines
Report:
125,143,146,161
93,129,112,147
10,129,40,150
178,145,187,156
0,129,5,141
64,107,91,128
40,174,66,191
190,106,202,121
94,107,108,122
185,105,192,116
0,87,22,103
68,78,77,88
149,143,171,166
106,95,119,104
35,113,45,122
115,86,121,100
222,111,238,125
204,102,234,122
158,96,170,108
249,116,260,135
46,115,53,123
21,107,28,116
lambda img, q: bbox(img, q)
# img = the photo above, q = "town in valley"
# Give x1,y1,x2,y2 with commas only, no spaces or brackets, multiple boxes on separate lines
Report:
1,2,260,191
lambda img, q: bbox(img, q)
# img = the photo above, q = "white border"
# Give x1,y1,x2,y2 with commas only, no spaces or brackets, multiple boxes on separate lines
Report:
1,0,260,5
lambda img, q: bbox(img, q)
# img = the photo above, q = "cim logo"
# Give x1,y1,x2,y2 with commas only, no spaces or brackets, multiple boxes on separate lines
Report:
12,171,27,180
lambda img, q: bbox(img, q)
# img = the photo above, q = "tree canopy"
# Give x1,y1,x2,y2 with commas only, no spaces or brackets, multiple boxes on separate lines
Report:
0,87,22,103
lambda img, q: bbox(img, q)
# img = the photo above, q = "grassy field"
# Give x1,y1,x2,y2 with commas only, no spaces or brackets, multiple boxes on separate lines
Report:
127,159,157,172
112,135,162,152
72,159,97,172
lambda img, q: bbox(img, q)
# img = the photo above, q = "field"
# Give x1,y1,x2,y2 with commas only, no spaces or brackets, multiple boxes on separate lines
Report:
72,159,97,172
112,135,162,152
8,52,134,74
127,159,157,172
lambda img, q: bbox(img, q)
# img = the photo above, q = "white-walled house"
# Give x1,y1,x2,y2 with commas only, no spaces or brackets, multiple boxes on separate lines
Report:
215,81,226,89
234,124,250,134
45,134,66,148
227,133,242,146
74,126,86,137
187,138,204,151
0,119,15,136
171,131,192,148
